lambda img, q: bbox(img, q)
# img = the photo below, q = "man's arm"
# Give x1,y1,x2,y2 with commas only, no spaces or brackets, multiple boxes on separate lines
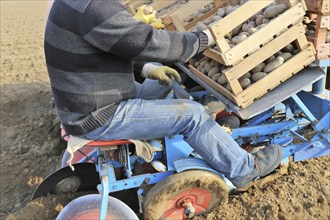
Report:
80,0,208,63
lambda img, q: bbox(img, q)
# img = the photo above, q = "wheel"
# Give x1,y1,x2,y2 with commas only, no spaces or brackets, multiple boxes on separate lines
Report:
56,194,138,220
143,170,229,220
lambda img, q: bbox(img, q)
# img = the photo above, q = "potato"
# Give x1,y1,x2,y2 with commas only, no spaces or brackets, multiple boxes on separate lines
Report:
266,55,276,63
278,52,292,61
292,49,300,55
247,28,257,35
192,12,200,19
225,6,235,15
262,18,270,24
252,72,267,81
306,30,315,37
274,51,283,57
231,36,240,44
225,84,232,92
195,60,200,67
256,15,264,26
144,6,154,15
263,4,288,18
210,60,218,66
211,15,222,22
208,66,220,77
263,57,285,73
282,44,295,53
203,18,212,25
200,7,209,14
211,73,221,81
248,21,256,27
217,8,225,17
236,34,248,44
239,31,250,36
303,16,311,24
197,65,203,71
239,78,251,89
252,62,266,73
204,63,213,72
196,22,208,31
217,74,227,85
184,15,194,23
199,59,207,67
232,23,243,36
201,68,207,74
308,24,316,31
242,23,254,32
242,72,251,78
250,10,263,21
256,24,266,30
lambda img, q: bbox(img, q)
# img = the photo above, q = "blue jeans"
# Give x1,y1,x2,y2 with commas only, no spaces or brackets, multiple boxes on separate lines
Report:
83,79,254,182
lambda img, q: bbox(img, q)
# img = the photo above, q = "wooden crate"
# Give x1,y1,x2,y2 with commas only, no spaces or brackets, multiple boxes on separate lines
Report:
306,13,330,59
166,0,228,31
305,0,330,14
206,0,308,66
190,23,315,108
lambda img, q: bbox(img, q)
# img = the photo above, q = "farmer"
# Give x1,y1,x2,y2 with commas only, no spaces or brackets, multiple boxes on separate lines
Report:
44,0,282,188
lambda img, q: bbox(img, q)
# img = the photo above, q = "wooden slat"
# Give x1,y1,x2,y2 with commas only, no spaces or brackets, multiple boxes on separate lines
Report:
149,0,177,12
317,43,330,58
236,44,315,105
203,48,226,64
320,15,330,29
321,1,330,14
224,23,306,82
222,2,306,65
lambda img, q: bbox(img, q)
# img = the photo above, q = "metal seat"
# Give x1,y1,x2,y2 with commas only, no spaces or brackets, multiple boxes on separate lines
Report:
61,128,131,147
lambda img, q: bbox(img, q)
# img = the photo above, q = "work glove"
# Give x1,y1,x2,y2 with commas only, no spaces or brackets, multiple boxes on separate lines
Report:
133,5,156,24
202,29,216,46
142,63,181,86
150,18,165,29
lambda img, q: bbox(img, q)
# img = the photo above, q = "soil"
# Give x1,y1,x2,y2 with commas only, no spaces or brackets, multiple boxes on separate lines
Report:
1,1,329,220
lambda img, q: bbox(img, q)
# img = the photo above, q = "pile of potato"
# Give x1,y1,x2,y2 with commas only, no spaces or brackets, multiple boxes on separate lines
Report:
304,16,330,43
194,43,299,91
190,1,289,48
157,0,189,17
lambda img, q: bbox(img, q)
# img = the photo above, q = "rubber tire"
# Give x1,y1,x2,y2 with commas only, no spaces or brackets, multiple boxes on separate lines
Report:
143,170,229,220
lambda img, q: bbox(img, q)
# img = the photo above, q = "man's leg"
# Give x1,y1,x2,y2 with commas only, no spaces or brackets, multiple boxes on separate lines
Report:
84,98,254,182
134,79,171,100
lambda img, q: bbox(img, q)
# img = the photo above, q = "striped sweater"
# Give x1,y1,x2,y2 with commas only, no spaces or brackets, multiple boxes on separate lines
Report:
45,0,205,135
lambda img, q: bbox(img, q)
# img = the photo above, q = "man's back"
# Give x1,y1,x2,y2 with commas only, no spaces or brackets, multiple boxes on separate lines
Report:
45,0,136,134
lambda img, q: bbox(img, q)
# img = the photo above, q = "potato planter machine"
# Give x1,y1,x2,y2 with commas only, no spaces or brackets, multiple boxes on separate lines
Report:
32,64,329,219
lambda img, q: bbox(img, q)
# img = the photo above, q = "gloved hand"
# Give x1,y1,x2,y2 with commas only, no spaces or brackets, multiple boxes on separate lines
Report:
142,63,181,86
150,18,165,29
133,5,156,24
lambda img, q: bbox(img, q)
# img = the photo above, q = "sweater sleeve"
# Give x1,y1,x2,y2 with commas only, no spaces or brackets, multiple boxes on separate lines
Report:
80,0,199,63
